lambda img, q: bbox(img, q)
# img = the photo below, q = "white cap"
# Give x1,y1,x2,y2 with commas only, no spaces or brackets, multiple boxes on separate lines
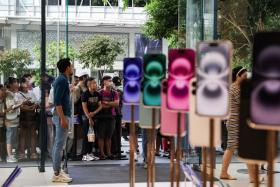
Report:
76,71,89,78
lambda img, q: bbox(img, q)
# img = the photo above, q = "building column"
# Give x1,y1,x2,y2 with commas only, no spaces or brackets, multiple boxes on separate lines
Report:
129,32,135,58
10,26,17,49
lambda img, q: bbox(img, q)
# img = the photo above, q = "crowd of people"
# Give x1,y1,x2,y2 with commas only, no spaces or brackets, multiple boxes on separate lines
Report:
0,58,259,184
0,59,168,163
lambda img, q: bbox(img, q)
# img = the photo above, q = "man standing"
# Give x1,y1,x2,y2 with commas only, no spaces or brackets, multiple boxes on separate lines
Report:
111,76,126,160
52,58,73,183
98,76,119,160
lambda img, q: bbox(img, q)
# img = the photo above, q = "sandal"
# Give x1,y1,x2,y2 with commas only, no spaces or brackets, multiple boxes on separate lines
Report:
220,175,237,180
18,154,25,161
30,153,38,160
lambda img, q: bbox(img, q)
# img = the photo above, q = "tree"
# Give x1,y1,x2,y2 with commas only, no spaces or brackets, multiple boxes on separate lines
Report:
78,35,124,70
219,0,280,70
142,0,178,47
33,40,77,69
0,49,31,78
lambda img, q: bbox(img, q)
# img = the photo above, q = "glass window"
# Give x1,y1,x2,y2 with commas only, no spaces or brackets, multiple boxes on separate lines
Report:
128,0,147,7
20,0,34,5
91,0,117,6
48,0,61,5
135,34,162,57
69,0,76,5
0,0,8,5
77,0,90,6
186,0,202,48
91,0,103,6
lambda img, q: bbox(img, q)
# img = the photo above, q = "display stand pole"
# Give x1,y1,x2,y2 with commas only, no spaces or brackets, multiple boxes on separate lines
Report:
170,137,175,187
147,129,151,187
151,108,156,187
129,105,136,187
176,112,182,187
267,131,276,187
254,164,259,187
209,118,215,187
202,147,207,187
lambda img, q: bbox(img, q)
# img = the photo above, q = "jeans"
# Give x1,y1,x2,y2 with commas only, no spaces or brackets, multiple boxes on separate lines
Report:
52,115,70,172
142,129,148,161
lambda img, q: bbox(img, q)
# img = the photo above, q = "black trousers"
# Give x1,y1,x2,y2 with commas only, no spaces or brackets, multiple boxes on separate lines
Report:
0,127,6,159
111,115,122,156
81,116,94,155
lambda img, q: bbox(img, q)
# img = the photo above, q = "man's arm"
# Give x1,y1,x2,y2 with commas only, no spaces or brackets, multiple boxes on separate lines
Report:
103,91,119,107
82,102,91,119
92,101,102,116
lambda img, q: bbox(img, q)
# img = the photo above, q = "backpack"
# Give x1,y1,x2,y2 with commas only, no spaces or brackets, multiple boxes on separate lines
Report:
74,86,84,115
114,88,123,116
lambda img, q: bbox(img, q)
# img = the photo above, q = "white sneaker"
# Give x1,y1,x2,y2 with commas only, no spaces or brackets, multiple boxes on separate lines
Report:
82,155,87,161
143,162,148,169
87,154,95,161
134,153,138,162
6,156,18,163
60,170,72,180
88,153,99,160
52,173,72,183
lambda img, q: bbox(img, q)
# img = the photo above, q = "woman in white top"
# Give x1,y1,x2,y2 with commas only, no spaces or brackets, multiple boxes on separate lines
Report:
18,77,39,160
0,84,5,162
5,77,21,163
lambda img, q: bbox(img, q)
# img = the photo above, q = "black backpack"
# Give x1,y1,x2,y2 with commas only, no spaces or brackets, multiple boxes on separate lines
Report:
74,86,84,115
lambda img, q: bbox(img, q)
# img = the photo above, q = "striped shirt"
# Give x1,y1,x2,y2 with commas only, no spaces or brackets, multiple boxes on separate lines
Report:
226,82,240,149
228,83,240,124
0,101,4,127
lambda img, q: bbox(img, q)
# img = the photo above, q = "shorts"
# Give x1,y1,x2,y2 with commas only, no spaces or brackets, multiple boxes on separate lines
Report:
97,117,115,139
6,127,18,145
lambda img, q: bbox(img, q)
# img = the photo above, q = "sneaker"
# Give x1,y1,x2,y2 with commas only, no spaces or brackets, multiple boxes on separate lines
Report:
82,155,94,161
82,155,87,161
52,173,72,183
0,157,3,162
88,153,99,161
134,153,138,162
60,170,72,179
6,156,18,163
92,156,99,161
143,162,148,169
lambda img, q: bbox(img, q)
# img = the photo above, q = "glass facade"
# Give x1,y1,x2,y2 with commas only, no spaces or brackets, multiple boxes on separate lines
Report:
186,0,215,48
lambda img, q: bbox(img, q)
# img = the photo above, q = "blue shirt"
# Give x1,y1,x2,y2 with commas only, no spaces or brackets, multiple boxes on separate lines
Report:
53,74,71,117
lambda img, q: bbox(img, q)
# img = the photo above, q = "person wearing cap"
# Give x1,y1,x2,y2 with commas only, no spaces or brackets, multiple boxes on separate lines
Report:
111,76,126,160
73,71,89,158
98,76,119,160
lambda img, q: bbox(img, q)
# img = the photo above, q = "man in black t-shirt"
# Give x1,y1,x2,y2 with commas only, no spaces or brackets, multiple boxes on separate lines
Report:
81,77,102,161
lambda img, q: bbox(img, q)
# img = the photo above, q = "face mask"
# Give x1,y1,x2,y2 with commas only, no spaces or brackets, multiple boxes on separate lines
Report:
109,82,114,88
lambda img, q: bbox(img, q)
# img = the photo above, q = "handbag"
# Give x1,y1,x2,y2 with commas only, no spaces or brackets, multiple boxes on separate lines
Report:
87,126,95,143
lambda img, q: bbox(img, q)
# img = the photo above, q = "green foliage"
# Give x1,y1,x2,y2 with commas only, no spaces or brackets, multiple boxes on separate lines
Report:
142,0,178,42
219,0,280,69
263,14,280,31
33,40,77,69
0,49,31,78
78,35,124,70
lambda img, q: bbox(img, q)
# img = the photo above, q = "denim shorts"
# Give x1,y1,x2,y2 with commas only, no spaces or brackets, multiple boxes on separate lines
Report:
6,127,18,145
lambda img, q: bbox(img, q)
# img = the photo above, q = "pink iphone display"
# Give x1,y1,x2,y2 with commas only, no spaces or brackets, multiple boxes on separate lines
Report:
160,79,186,136
167,49,195,112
